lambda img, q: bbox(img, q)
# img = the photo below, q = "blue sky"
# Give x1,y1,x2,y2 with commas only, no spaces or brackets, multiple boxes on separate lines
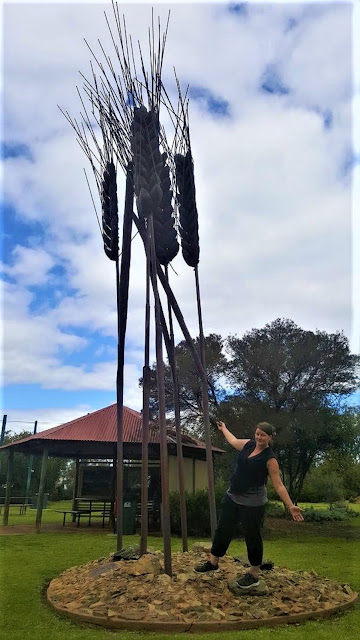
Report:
1,1,359,434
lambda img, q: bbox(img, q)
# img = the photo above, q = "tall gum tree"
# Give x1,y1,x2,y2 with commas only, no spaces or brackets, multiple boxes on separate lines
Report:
225,318,359,502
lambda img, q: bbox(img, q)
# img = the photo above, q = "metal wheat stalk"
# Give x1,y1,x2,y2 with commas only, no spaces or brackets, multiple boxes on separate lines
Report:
131,98,176,572
172,94,217,536
114,163,134,550
165,263,188,551
148,213,172,575
140,220,151,556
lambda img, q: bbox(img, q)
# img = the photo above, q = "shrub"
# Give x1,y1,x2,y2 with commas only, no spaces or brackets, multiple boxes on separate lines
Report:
299,470,344,504
169,490,210,536
303,505,359,522
265,501,286,518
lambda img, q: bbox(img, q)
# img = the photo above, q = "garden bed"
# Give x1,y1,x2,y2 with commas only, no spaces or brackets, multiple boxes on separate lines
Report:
47,544,357,632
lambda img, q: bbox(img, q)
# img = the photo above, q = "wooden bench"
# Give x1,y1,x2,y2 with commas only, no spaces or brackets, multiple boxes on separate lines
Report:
57,499,114,528
55,510,80,526
0,500,28,515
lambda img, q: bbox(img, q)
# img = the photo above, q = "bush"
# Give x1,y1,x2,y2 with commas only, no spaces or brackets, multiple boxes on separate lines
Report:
299,470,344,504
303,505,359,522
169,490,211,536
169,489,359,536
265,501,286,518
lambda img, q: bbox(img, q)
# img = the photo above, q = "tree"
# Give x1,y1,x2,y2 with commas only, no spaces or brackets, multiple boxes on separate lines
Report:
141,333,228,434
0,431,69,500
226,318,358,411
299,467,345,505
224,318,359,501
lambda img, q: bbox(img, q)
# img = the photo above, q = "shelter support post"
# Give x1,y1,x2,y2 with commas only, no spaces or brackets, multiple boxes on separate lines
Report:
72,459,80,522
35,447,48,533
3,449,14,526
25,421,37,504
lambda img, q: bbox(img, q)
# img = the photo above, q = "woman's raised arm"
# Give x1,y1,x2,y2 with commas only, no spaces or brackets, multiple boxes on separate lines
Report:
216,421,250,451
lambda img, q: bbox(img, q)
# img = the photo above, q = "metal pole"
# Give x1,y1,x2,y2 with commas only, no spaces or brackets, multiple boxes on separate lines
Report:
195,265,217,537
25,420,37,505
3,449,14,526
165,266,188,552
115,164,134,551
133,213,217,536
0,415,7,446
0,415,7,475
133,213,206,382
148,214,172,576
140,222,151,556
35,447,48,533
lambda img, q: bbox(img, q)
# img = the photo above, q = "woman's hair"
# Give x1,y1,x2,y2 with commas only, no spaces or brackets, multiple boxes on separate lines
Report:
255,422,276,437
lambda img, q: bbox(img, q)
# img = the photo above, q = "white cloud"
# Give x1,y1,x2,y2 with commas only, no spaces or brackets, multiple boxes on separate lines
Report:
2,1,356,410
2,245,55,286
2,406,99,437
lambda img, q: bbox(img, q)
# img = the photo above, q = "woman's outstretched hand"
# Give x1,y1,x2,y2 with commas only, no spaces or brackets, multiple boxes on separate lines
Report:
216,421,226,432
289,505,305,522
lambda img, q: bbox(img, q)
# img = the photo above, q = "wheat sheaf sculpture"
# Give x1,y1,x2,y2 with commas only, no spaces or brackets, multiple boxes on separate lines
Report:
61,1,216,575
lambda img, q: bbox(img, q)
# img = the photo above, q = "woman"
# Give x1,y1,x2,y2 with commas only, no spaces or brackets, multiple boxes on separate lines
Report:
194,421,304,589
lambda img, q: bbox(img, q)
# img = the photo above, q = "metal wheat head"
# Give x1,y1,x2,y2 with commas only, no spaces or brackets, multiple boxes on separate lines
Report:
131,106,178,265
175,149,199,268
101,160,119,261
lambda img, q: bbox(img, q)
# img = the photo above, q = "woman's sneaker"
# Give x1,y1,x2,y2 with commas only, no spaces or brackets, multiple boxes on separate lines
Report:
236,573,259,589
194,560,219,573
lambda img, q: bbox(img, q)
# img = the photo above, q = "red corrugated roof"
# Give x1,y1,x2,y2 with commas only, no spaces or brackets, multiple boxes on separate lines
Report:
2,404,224,453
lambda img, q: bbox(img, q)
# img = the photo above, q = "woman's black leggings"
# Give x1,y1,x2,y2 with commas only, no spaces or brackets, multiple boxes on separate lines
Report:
211,494,265,567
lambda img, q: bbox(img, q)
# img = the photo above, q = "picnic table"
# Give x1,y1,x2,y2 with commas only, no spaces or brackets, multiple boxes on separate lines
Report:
56,498,114,528
0,497,29,515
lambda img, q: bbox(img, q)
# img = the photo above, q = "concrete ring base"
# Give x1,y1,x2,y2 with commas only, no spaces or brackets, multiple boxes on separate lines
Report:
47,590,358,632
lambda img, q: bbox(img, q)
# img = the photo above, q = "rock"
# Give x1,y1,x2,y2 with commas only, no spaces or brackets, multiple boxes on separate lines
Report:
89,562,118,578
112,545,141,561
64,601,83,611
129,554,161,576
107,609,120,618
176,572,195,584
89,600,106,609
157,574,172,585
227,578,268,597
233,554,250,567
48,550,357,627
191,542,211,554
290,605,304,614
342,584,353,595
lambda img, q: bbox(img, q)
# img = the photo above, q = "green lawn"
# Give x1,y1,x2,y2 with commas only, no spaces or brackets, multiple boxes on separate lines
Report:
1,515,360,640
2,499,360,528
1,500,76,526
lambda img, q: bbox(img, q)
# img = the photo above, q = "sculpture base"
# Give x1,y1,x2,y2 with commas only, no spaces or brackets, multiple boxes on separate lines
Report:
47,545,357,631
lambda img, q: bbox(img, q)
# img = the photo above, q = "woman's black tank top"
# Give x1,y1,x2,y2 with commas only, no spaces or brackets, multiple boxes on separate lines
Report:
229,440,276,494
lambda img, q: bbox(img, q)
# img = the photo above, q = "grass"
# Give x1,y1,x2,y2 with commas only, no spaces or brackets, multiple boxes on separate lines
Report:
3,500,360,528
1,509,360,640
1,500,76,526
